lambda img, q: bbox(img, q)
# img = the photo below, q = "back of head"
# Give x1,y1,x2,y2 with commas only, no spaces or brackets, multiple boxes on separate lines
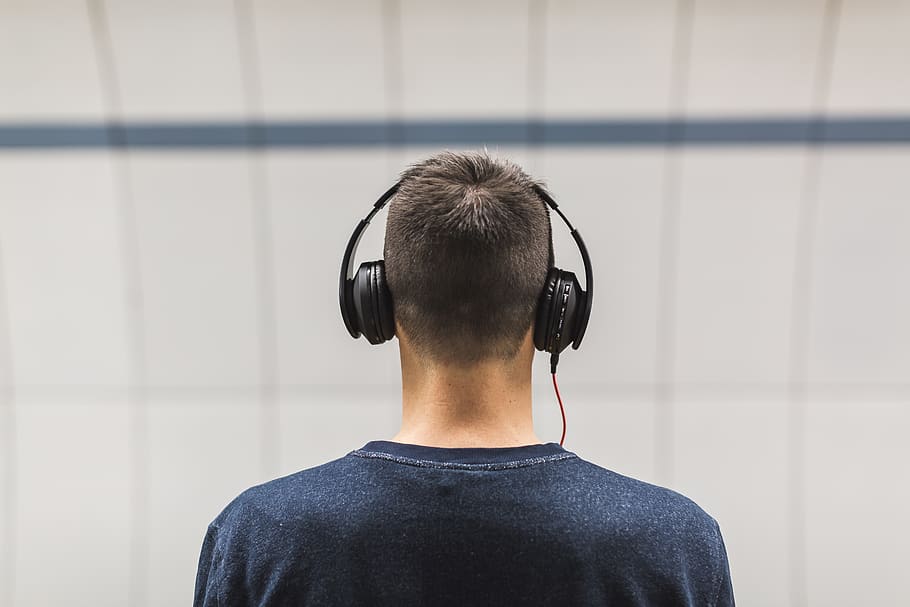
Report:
383,151,553,367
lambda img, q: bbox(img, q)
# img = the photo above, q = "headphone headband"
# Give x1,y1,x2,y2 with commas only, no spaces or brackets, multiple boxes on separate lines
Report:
340,180,593,348
531,185,593,348
339,183,399,337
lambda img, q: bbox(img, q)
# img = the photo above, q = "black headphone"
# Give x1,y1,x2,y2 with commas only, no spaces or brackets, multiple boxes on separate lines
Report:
339,181,593,371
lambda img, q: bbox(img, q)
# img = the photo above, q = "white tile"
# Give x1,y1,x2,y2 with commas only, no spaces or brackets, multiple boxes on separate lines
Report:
0,269,10,388
278,387,400,476
537,149,666,385
252,0,387,118
105,0,246,118
808,150,910,384
0,154,130,387
687,0,826,115
828,0,910,112
0,401,11,606
148,398,265,607
543,1,678,117
129,153,261,387
267,150,400,386
673,400,791,607
399,0,530,117
674,149,803,383
14,401,131,606
0,0,105,119
806,401,910,606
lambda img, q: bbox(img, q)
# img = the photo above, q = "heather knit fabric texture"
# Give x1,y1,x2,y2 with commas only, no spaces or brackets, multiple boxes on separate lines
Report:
194,440,735,606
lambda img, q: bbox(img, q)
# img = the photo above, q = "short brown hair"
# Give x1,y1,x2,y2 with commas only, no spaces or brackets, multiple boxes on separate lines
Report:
383,151,553,366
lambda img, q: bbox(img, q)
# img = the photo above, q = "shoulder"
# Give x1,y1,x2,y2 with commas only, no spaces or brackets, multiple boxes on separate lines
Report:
562,456,731,604
564,456,725,566
569,456,720,528
195,455,361,605
576,457,714,524
209,452,360,533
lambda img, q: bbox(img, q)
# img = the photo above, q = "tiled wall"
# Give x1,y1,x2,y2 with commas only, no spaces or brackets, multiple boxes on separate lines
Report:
1,1,909,606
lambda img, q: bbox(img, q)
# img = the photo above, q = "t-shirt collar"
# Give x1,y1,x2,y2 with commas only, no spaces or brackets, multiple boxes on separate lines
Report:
356,439,571,465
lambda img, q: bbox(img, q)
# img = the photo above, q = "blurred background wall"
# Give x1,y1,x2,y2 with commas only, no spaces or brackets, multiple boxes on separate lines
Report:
1,0,909,605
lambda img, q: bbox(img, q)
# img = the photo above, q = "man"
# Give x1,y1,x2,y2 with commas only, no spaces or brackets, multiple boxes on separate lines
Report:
194,151,735,606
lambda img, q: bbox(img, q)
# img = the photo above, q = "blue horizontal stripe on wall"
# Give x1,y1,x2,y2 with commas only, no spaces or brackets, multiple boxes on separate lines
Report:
1,116,910,149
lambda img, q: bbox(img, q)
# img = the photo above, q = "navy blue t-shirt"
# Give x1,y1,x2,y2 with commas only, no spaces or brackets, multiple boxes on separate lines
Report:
194,440,734,606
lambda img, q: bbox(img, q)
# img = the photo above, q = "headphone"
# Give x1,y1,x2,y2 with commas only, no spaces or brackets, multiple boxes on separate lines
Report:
339,181,593,371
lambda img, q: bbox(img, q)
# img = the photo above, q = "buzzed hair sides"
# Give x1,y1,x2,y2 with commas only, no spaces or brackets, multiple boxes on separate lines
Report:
383,151,553,366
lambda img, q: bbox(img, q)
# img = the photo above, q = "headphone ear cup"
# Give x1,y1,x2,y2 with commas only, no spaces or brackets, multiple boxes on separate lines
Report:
556,272,581,353
340,274,360,338
535,268,581,354
353,261,395,345
534,268,559,351
372,261,395,342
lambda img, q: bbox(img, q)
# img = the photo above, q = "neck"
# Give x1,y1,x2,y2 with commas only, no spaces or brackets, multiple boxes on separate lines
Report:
391,333,543,448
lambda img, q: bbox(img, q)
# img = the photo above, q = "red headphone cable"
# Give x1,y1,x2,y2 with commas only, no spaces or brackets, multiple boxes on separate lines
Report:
549,353,566,446
552,372,567,447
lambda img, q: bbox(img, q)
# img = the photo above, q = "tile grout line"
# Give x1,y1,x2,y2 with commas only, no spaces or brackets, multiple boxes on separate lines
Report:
787,2,843,605
0,212,17,607
526,0,547,173
382,0,404,158
234,0,281,481
379,1,401,209
85,2,150,606
654,0,694,488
